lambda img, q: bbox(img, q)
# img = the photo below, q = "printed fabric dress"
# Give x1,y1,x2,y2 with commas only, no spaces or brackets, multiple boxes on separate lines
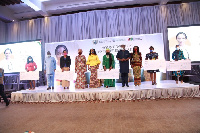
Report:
75,55,87,89
86,55,101,88
172,50,186,78
103,54,115,87
130,53,142,86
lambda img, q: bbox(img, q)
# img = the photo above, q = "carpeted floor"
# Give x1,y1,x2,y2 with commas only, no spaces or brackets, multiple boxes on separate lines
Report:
0,98,200,133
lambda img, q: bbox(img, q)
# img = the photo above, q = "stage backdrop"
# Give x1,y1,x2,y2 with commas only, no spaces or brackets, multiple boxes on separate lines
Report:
0,40,42,73
45,33,164,72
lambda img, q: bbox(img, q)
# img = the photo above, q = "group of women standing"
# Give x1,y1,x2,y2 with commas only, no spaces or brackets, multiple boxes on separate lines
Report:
25,46,159,90
75,46,159,89
75,48,116,89
130,46,159,86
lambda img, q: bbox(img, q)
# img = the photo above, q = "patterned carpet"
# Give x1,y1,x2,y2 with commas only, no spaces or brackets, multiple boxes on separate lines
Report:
0,98,200,133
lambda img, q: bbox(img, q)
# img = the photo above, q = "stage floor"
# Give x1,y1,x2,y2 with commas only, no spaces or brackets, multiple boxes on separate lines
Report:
11,80,200,102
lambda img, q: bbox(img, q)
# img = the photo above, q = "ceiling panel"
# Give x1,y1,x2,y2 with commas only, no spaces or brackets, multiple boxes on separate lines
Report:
6,3,35,14
1,0,199,22
0,0,23,6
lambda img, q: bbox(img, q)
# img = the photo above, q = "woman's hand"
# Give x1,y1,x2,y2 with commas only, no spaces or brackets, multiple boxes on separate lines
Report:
109,66,112,71
104,66,106,71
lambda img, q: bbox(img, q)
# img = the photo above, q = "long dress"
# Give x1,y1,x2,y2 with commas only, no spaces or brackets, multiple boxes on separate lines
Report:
75,55,87,89
86,54,101,88
130,53,142,86
172,50,186,80
103,54,115,87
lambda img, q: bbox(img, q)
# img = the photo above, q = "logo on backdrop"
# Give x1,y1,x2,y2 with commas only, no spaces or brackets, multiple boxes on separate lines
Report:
93,38,126,45
93,40,98,45
128,37,143,41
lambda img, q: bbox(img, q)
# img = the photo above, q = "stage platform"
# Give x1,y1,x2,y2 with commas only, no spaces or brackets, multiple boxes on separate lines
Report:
11,80,200,102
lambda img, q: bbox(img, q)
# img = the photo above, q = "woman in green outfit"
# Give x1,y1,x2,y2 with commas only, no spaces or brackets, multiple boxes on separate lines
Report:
103,49,115,88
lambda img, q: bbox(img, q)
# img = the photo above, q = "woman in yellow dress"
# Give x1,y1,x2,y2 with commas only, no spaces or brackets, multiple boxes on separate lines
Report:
86,49,101,88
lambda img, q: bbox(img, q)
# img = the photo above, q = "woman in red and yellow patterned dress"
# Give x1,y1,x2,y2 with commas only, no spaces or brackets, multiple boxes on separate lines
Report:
130,46,142,86
75,49,87,89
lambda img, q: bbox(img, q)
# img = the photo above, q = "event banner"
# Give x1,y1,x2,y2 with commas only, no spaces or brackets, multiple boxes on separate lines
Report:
20,71,39,80
97,69,119,79
45,33,165,72
166,60,191,71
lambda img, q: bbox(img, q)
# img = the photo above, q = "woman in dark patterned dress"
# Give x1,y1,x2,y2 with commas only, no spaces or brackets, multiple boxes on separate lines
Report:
145,46,159,85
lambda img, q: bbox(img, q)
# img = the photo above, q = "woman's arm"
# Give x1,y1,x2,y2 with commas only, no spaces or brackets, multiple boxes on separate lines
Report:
34,62,37,71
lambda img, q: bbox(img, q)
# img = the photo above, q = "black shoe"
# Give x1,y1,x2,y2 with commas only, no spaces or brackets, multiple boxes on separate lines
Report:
47,87,51,90
6,100,10,106
126,85,129,87
52,87,54,89
122,85,125,87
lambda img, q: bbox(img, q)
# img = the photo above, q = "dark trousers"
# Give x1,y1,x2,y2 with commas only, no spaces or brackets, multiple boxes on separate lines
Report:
0,84,8,103
121,73,128,86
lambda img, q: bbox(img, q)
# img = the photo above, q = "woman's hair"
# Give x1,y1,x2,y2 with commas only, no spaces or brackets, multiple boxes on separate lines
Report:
27,56,34,64
149,46,154,50
175,45,179,48
55,45,68,55
89,49,97,55
176,32,187,39
4,48,12,54
133,46,141,55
